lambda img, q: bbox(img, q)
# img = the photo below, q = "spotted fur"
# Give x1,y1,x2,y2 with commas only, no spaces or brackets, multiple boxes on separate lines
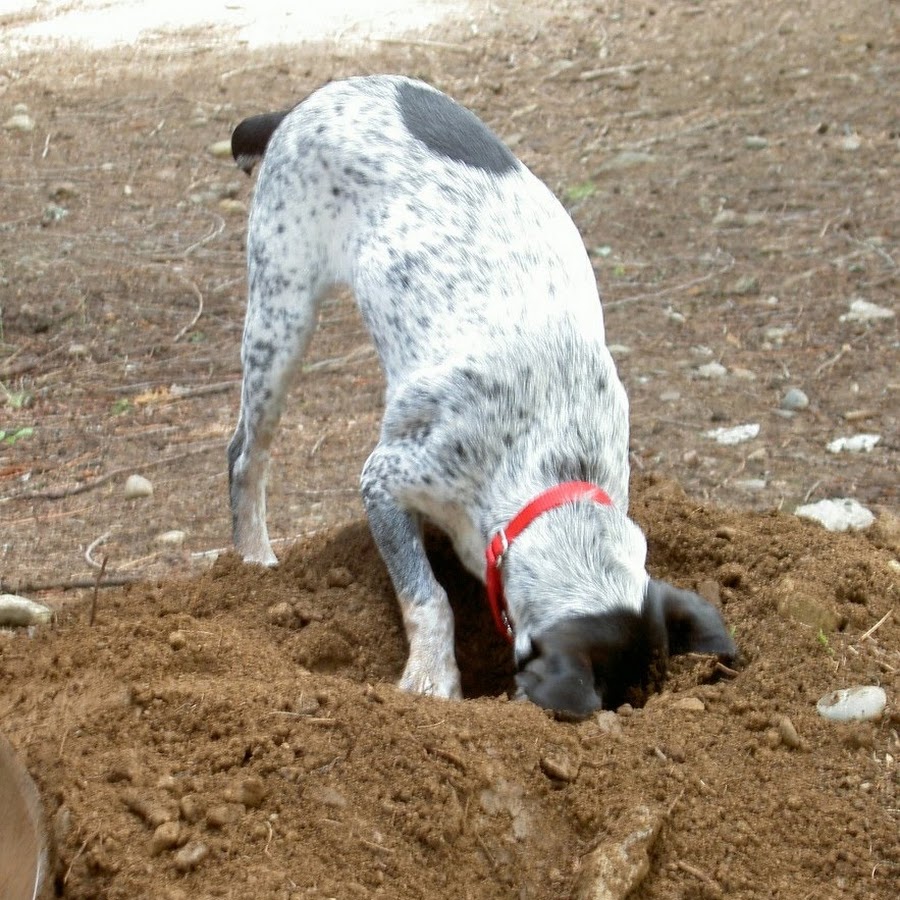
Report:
228,75,735,717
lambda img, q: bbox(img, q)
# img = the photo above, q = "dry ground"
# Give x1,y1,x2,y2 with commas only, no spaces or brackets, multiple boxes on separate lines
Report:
0,1,898,898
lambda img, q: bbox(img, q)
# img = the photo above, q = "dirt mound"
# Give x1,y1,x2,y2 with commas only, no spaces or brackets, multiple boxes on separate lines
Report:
3,477,897,899
0,0,897,895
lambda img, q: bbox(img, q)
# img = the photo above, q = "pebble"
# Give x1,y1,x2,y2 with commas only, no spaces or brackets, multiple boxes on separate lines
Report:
42,204,68,224
775,577,840,632
0,594,52,627
780,387,809,411
156,530,187,546
827,434,880,454
840,298,894,323
206,803,242,829
706,423,760,445
173,841,208,873
672,697,705,713
49,182,79,201
694,361,727,379
124,474,153,500
326,567,354,589
575,804,662,899
267,602,293,626
308,786,348,809
816,686,887,722
179,795,203,823
149,821,181,855
168,631,186,651
540,754,578,783
4,112,35,132
732,275,760,295
794,498,874,532
778,716,802,749
235,776,266,809
744,135,769,150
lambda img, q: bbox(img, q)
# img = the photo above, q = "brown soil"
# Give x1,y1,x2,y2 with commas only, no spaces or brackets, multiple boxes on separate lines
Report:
0,1,898,898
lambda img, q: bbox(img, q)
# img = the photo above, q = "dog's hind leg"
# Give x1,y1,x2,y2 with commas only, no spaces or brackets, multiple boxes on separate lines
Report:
228,242,328,566
360,446,462,699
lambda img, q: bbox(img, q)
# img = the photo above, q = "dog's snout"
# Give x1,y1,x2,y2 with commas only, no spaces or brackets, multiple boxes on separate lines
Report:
515,651,601,720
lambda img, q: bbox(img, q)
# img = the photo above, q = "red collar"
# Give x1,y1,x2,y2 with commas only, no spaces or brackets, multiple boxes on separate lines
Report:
484,481,613,642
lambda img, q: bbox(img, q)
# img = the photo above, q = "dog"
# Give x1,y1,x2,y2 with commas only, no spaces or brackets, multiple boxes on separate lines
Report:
228,75,736,718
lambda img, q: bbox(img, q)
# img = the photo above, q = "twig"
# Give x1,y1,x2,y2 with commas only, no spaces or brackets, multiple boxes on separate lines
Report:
676,860,722,894
813,344,850,377
170,380,239,399
41,131,51,159
7,575,139,593
173,277,204,342
475,831,497,869
85,531,112,569
6,443,220,501
714,661,739,678
182,214,225,258
89,556,108,625
605,256,735,308
370,36,473,53
857,609,893,644
578,61,649,81
63,835,93,886
803,480,821,503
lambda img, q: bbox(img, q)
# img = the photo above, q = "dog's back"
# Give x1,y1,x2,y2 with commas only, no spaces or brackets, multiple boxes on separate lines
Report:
235,76,605,384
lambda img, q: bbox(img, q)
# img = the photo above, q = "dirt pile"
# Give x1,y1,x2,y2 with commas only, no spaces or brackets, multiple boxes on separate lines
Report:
3,477,897,899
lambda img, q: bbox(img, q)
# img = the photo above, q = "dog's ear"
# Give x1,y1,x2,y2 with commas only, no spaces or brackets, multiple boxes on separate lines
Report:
515,647,601,720
645,578,736,660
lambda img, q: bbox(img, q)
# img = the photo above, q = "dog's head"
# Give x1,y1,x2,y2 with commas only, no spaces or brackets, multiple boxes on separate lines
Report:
514,578,736,719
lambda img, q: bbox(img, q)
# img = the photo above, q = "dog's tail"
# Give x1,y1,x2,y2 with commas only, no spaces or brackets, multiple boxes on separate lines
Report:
231,110,291,175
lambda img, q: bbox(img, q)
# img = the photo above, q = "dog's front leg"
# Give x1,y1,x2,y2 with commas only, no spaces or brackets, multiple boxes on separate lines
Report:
361,449,462,699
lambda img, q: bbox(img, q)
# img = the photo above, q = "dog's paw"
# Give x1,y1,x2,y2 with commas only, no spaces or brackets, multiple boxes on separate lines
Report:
240,547,278,567
398,657,462,700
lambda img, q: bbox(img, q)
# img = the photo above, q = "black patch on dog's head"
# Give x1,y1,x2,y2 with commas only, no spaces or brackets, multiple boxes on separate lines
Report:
396,81,517,175
516,581,736,719
517,608,667,718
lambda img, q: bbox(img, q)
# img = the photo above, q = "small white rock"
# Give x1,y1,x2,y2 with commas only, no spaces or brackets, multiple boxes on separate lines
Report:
827,434,880,454
156,530,187,546
4,113,35,132
840,298,895,323
706,423,760,445
794,498,874,532
745,135,769,150
781,387,809,411
0,594,52,627
607,344,631,357
816,686,886,722
695,362,728,379
124,474,153,500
